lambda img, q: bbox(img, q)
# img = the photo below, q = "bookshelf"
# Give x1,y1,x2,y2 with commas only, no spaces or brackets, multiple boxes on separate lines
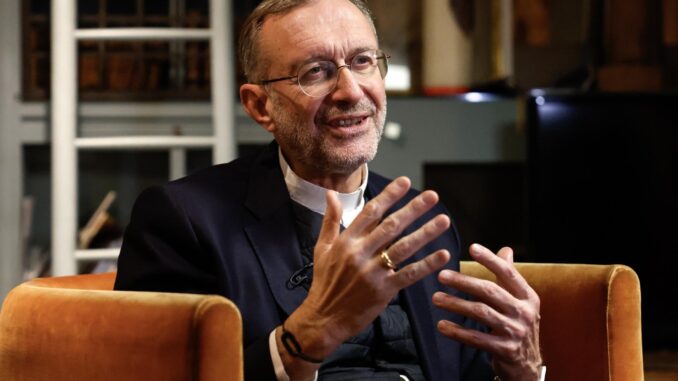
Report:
46,0,237,275
22,0,214,101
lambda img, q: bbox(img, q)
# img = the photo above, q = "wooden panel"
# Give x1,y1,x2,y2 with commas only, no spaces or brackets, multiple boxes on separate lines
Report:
598,64,662,91
665,0,678,46
605,0,660,63
515,0,551,46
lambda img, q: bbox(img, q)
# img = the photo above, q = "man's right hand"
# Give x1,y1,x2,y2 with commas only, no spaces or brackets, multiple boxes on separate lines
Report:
277,176,452,380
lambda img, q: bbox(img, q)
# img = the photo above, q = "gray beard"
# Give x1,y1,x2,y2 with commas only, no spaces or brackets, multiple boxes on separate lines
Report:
271,98,386,176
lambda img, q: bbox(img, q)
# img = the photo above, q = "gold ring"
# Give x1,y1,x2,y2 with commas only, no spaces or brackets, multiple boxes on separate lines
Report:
380,250,397,270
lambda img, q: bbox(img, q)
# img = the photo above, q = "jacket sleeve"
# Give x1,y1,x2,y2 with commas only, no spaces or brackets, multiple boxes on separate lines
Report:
114,185,218,294
114,185,279,381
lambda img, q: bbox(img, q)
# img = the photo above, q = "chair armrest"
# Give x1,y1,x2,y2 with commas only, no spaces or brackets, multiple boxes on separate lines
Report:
460,262,643,381
26,271,117,290
0,278,243,381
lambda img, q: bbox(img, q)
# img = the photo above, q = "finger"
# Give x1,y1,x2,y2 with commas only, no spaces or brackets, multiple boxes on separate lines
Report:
385,214,450,265
469,244,533,300
497,246,514,264
438,269,518,314
437,320,507,356
362,190,440,255
347,177,411,234
391,249,450,289
315,191,342,253
495,246,518,292
432,292,520,335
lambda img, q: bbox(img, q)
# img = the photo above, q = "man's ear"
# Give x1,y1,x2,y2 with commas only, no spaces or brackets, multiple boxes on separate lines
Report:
240,83,276,133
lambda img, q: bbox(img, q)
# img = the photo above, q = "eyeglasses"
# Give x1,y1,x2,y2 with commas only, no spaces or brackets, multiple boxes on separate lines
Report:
259,49,389,97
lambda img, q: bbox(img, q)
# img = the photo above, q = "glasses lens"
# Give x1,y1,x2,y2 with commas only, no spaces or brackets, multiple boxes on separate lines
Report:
350,51,378,74
349,50,388,80
298,61,336,97
376,52,388,79
296,50,389,97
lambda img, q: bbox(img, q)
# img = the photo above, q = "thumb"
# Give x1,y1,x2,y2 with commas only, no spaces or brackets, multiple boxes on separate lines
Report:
316,190,342,254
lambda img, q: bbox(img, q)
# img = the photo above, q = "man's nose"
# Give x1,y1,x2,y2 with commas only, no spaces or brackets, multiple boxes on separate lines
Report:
330,65,363,103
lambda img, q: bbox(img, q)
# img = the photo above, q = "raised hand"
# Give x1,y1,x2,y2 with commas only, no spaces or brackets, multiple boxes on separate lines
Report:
433,244,542,381
278,177,452,379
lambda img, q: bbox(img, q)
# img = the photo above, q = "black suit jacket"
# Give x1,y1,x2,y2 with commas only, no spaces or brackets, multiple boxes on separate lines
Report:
115,142,493,380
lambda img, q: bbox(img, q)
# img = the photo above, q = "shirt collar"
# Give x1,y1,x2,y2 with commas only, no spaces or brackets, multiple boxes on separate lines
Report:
278,148,367,226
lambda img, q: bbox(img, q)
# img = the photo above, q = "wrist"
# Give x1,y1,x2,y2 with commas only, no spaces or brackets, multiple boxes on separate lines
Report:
281,315,341,360
277,305,345,372
494,364,546,381
274,325,320,381
280,323,324,363
286,300,350,355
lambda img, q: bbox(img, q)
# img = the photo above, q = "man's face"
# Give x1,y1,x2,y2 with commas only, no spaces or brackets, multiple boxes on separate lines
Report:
258,0,387,177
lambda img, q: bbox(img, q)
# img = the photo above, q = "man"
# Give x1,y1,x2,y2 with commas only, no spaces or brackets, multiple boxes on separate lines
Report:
115,0,542,380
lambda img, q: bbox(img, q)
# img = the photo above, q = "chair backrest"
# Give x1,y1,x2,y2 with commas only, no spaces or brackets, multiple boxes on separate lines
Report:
0,272,243,381
461,262,644,381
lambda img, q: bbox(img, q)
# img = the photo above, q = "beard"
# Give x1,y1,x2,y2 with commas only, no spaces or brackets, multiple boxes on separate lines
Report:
270,96,386,176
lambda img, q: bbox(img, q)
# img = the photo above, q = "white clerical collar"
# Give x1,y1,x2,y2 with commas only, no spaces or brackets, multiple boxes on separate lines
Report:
278,148,368,226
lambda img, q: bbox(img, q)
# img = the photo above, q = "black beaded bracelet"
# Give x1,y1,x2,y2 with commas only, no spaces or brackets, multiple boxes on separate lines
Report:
280,324,324,364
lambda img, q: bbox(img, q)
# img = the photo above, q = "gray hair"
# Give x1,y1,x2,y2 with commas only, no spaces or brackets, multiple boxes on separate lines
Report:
238,0,377,83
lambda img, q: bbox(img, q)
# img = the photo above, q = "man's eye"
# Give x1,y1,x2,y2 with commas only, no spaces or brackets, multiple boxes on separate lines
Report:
307,66,322,74
351,54,375,70
300,62,332,83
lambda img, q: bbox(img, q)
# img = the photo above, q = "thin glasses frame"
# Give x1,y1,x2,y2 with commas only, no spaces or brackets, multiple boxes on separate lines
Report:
259,49,390,97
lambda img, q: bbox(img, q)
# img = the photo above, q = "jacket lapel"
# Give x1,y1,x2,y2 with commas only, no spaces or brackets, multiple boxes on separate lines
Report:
243,143,309,316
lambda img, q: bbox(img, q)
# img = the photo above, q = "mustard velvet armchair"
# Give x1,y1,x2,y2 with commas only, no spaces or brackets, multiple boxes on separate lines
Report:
0,273,243,381
0,263,642,381
461,262,644,381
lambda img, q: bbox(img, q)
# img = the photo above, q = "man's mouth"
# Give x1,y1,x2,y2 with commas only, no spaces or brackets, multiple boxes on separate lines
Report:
330,116,368,127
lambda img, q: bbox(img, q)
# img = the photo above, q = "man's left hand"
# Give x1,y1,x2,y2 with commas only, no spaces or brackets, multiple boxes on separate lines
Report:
432,244,542,381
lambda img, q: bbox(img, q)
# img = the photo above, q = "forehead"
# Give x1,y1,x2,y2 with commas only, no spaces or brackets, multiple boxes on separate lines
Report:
259,0,377,66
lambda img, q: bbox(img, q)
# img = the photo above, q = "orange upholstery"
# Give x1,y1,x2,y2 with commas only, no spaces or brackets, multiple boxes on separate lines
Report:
0,273,243,381
461,262,644,381
0,264,642,381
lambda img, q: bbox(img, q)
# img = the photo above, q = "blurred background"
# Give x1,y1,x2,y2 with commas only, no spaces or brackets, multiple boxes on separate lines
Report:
1,0,676,377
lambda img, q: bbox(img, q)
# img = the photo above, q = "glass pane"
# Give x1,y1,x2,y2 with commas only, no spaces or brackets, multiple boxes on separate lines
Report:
107,0,136,15
29,22,51,51
185,0,209,18
33,56,50,93
184,0,209,28
144,0,169,15
105,17,140,28
30,0,50,14
185,41,210,89
78,0,99,15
